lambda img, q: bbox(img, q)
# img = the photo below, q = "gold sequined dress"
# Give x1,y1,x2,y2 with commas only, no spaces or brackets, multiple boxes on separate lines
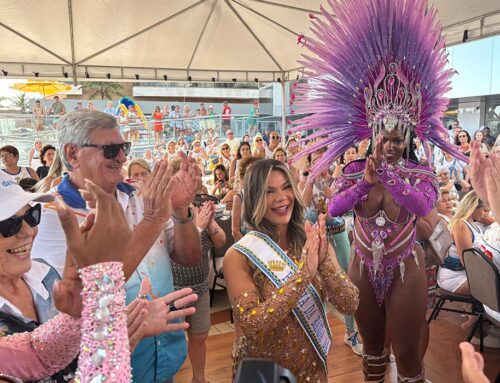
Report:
231,248,359,382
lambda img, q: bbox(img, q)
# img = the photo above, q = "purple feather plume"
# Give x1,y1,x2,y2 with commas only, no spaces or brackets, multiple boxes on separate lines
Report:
292,0,467,176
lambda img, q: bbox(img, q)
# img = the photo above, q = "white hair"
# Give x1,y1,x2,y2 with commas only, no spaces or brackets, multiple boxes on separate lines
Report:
57,109,118,170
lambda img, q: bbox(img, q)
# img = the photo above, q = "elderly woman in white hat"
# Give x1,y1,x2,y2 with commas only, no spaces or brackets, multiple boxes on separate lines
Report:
0,180,198,382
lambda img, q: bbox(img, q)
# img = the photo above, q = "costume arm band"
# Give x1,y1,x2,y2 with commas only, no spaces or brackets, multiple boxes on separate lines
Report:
318,256,359,315
328,178,373,217
0,314,81,380
232,267,312,340
376,163,437,217
77,262,131,382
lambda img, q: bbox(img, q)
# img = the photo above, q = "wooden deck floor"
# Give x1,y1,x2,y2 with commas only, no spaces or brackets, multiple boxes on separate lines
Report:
176,308,500,383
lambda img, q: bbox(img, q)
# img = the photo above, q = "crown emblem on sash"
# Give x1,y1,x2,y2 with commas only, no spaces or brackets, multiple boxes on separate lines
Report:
268,260,286,272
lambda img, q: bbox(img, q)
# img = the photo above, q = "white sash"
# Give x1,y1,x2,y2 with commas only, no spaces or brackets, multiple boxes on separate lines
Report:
233,231,332,370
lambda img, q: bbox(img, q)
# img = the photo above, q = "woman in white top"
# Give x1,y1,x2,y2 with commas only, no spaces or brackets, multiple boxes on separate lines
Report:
437,191,490,295
472,130,490,155
165,140,178,161
29,139,43,170
1,145,38,183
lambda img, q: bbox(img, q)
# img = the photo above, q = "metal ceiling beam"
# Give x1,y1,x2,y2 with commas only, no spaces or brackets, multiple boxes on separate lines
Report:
76,0,206,65
0,22,71,65
249,0,322,15
442,9,500,30
224,0,283,72
233,0,300,36
67,0,78,85
187,1,217,70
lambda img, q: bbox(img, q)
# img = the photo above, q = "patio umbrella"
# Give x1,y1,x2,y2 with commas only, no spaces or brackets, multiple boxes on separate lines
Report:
10,80,72,97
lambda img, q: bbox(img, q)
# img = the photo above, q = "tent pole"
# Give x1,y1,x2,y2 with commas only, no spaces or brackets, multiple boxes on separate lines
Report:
280,74,286,144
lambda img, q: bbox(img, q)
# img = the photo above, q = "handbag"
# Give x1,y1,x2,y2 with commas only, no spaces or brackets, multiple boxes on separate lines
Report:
422,218,453,266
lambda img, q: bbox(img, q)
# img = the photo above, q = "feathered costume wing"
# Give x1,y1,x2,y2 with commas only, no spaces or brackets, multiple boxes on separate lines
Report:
292,0,468,176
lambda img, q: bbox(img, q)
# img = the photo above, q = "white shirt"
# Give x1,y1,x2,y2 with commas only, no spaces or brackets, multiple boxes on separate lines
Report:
265,146,275,159
0,167,33,184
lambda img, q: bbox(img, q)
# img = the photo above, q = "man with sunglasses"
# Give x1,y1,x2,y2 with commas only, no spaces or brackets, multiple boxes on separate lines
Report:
266,132,281,159
31,109,202,383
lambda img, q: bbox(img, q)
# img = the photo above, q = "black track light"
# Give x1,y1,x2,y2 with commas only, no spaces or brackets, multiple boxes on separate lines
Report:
188,76,192,82
212,77,216,82
135,74,139,80
163,75,168,81
64,72,68,78
106,73,111,79
34,72,39,78
85,71,89,79
232,78,237,82
462,29,469,43
1,70,7,76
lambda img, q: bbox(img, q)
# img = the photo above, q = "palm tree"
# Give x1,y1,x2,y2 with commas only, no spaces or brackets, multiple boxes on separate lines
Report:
9,93,30,113
81,82,124,100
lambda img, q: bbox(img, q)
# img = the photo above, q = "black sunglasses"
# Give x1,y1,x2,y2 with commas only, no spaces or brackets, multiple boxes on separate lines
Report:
80,142,131,159
0,204,41,238
271,136,280,140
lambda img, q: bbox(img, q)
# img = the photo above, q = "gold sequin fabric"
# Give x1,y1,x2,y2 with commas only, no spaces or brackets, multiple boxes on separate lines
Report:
231,255,359,383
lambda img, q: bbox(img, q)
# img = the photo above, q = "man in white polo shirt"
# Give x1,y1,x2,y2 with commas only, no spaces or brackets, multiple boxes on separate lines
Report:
31,109,202,383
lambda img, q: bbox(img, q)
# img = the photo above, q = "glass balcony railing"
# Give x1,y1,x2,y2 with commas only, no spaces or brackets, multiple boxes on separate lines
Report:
0,113,283,165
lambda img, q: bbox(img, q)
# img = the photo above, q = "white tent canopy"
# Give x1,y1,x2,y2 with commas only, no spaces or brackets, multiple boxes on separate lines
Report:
0,0,499,84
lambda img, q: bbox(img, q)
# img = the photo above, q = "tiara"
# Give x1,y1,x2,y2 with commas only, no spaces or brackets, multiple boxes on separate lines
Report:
364,62,422,133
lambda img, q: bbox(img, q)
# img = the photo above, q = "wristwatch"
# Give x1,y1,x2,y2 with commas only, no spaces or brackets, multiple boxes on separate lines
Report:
171,207,194,224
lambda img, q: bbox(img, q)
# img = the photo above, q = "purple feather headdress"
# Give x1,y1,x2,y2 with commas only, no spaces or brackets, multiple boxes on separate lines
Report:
292,0,468,176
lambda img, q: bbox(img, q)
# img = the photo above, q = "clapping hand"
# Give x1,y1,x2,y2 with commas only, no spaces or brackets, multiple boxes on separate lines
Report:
470,141,490,204
303,221,321,277
54,179,131,316
141,160,175,225
317,214,329,265
171,152,202,214
56,179,131,268
364,155,378,185
196,201,215,229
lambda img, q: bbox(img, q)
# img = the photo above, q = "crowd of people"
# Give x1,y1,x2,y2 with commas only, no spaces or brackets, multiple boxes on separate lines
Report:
29,96,259,145
1,106,498,382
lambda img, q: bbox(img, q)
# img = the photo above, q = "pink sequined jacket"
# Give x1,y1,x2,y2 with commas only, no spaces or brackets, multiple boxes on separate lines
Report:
0,262,130,383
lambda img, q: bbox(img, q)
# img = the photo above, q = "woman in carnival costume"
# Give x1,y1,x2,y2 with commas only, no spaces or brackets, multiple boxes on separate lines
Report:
224,159,359,382
292,0,468,381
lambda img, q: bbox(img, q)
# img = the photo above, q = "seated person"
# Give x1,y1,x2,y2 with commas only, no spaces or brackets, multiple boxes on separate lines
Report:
211,164,232,201
437,191,490,295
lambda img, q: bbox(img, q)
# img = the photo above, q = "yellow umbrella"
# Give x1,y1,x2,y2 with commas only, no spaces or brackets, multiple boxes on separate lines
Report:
10,80,72,96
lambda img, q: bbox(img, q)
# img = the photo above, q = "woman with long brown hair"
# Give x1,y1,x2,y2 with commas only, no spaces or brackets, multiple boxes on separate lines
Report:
224,159,359,382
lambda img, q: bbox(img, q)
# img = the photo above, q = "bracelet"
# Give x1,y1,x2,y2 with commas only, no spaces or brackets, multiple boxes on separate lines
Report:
172,207,194,224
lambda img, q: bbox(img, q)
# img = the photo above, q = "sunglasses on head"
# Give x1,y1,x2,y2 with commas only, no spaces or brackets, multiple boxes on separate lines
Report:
0,204,41,238
80,142,131,159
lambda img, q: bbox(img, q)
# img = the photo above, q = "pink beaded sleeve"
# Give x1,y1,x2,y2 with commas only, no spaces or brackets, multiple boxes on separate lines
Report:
376,162,438,217
76,261,131,383
0,313,81,380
